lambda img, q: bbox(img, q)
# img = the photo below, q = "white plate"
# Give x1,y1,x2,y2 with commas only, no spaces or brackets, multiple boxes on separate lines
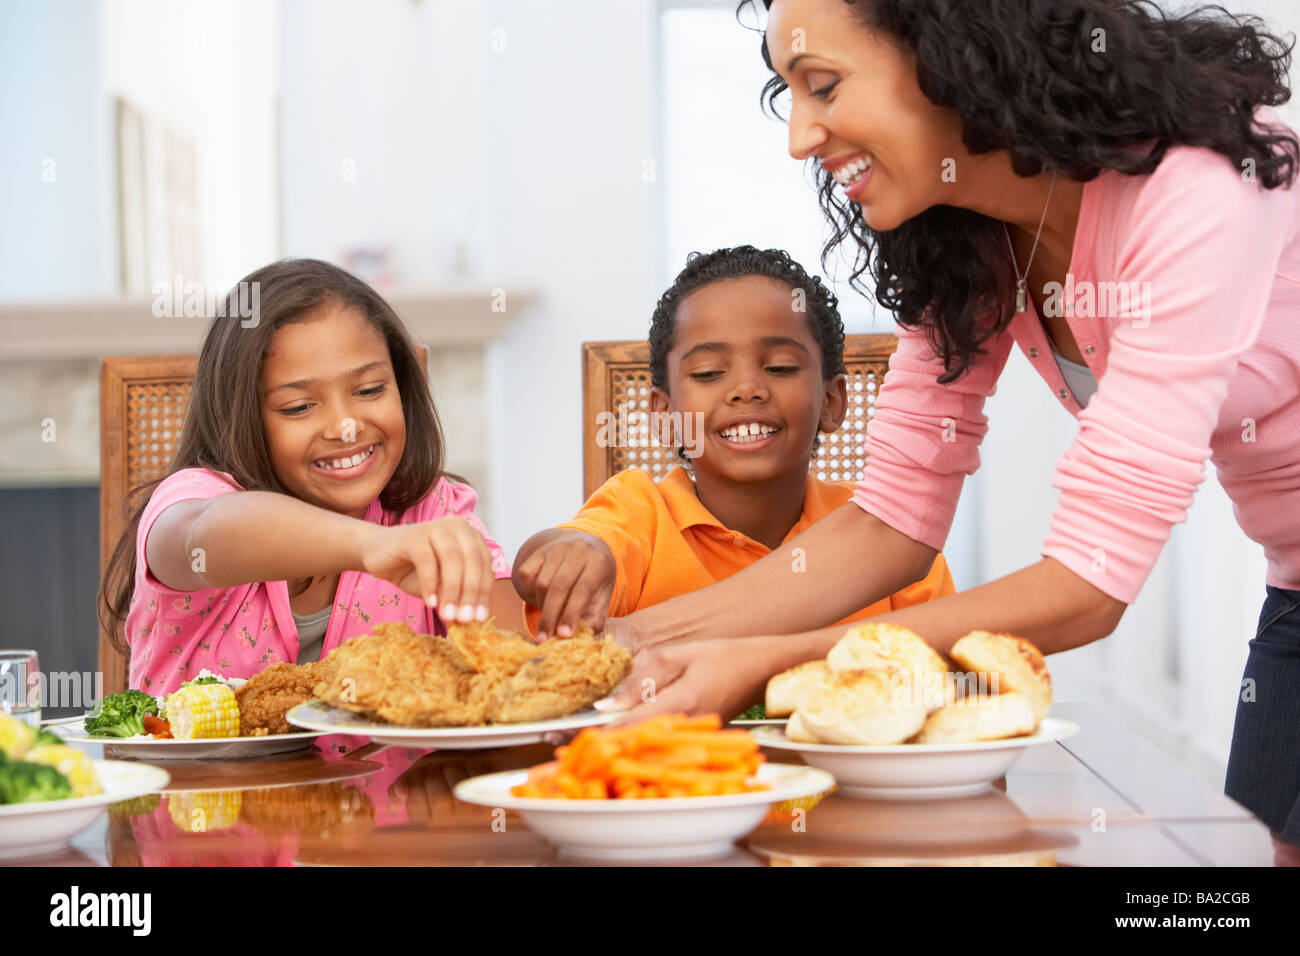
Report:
751,717,1079,800
728,719,788,728
454,762,836,860
0,759,170,859
286,700,618,749
53,723,322,760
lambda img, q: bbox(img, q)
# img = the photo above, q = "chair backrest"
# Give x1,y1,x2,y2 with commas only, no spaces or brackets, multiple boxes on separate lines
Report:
581,333,898,500
98,347,427,695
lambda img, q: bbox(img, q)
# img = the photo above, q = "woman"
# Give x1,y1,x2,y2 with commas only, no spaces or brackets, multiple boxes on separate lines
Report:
598,0,1300,847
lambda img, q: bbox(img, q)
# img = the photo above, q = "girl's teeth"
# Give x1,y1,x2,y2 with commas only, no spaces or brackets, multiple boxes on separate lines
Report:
316,445,373,471
721,424,777,442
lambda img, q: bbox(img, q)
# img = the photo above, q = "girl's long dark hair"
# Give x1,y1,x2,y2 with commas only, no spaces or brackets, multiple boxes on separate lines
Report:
748,0,1299,382
100,258,449,655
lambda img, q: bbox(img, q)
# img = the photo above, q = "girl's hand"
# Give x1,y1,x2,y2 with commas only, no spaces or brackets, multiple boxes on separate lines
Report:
360,516,495,623
512,531,616,639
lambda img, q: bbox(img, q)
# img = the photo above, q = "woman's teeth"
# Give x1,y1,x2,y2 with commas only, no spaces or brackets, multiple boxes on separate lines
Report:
832,155,873,186
313,445,374,471
719,423,778,443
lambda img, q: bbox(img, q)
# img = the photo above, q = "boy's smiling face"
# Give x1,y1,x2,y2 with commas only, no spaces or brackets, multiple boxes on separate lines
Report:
260,302,406,519
651,275,846,487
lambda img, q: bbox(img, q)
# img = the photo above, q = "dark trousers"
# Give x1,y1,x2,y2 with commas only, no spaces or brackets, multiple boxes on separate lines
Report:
1225,585,1300,845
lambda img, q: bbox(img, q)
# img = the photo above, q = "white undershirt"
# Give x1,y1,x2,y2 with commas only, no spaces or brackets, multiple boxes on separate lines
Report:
1051,343,1099,408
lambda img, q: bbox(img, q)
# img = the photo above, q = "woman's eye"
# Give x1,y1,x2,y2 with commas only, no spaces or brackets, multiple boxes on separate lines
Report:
280,404,312,416
358,385,386,397
809,78,839,101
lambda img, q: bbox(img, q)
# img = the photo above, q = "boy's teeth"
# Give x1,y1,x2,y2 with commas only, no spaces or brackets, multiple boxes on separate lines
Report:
720,423,778,441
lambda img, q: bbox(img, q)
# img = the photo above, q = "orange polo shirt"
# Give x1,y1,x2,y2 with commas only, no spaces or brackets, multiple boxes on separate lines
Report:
525,466,955,632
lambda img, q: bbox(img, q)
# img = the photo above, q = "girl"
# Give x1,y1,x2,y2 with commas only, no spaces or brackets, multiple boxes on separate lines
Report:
100,258,522,695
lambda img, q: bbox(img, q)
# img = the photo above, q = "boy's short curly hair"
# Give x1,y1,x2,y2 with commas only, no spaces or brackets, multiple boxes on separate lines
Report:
649,245,846,392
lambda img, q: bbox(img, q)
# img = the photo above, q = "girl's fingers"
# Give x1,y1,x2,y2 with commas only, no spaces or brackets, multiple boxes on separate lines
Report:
409,539,441,609
433,529,465,624
453,524,492,623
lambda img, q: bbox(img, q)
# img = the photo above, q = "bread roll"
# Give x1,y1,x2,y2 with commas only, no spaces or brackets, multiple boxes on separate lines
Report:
827,623,951,712
765,660,832,717
910,691,1038,744
793,669,928,745
949,631,1052,723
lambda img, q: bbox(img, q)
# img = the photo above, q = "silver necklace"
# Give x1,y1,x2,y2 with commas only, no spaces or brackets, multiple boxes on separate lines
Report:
1003,170,1057,313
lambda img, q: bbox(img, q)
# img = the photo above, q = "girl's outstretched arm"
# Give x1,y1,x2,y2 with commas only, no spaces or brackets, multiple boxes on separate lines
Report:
146,491,494,620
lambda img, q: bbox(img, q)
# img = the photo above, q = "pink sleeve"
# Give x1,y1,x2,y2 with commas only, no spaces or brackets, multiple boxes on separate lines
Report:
1041,149,1295,604
851,317,1016,550
136,468,241,593
429,477,513,579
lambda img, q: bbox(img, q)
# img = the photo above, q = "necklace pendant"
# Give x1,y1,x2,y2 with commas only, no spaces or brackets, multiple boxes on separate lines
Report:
1015,280,1028,313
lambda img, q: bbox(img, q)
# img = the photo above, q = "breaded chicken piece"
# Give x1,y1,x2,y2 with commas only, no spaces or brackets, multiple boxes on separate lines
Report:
235,659,336,735
314,620,631,727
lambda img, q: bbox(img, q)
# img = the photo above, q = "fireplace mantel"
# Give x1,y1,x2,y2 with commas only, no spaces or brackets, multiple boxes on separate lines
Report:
0,287,536,359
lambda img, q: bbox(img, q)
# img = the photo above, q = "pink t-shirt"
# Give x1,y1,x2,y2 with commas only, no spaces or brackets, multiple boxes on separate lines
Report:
126,468,512,694
853,127,1300,604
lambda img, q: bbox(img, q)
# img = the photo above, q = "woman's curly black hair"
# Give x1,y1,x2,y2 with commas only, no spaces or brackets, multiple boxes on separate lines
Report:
649,245,846,393
743,0,1299,383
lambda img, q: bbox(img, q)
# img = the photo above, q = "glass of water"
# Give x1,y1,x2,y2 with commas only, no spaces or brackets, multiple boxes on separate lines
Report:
0,650,41,729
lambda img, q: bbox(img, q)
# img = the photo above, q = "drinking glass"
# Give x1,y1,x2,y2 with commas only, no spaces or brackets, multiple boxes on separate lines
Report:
0,649,41,728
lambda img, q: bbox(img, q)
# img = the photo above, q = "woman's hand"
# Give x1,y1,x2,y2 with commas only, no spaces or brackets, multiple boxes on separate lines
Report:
512,530,617,639
593,635,784,723
360,516,494,623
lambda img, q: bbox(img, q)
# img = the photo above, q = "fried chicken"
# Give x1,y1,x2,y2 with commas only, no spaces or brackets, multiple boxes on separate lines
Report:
313,620,631,727
235,659,336,735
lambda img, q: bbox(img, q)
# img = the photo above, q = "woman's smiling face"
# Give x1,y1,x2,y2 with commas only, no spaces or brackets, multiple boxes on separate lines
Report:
260,302,406,519
764,0,969,231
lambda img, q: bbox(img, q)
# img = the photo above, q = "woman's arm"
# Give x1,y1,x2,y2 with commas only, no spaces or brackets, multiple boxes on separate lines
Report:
618,502,939,648
602,556,1126,720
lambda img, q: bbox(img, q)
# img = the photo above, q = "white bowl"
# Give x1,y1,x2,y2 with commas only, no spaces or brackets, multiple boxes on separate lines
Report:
0,759,170,859
454,762,835,860
751,718,1079,800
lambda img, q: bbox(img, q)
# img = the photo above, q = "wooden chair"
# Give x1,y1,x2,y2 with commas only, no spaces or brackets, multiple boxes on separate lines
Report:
581,334,898,499
98,347,427,696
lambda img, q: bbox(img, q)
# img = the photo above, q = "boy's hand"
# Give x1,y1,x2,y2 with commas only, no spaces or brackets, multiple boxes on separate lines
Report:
360,516,494,623
513,531,616,639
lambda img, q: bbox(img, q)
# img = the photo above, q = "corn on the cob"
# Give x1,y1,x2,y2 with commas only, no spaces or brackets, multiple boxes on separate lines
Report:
167,790,242,832
25,744,102,797
165,683,240,739
0,713,36,759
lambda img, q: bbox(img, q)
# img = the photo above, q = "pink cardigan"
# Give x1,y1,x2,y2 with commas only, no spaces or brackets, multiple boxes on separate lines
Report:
853,132,1300,604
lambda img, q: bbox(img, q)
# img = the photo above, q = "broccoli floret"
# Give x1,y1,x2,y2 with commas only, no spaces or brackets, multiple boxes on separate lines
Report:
83,689,160,738
33,727,62,748
0,755,73,804
737,704,767,721
181,676,221,687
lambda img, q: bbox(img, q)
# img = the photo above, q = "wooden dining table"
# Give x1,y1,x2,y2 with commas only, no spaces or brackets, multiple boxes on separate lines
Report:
8,701,1289,867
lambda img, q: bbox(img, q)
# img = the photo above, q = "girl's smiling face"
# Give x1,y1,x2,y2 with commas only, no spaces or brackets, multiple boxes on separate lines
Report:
764,0,969,231
651,275,845,487
260,302,406,519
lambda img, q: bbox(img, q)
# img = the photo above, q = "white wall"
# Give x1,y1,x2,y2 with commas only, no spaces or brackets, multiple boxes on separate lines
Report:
0,0,110,297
